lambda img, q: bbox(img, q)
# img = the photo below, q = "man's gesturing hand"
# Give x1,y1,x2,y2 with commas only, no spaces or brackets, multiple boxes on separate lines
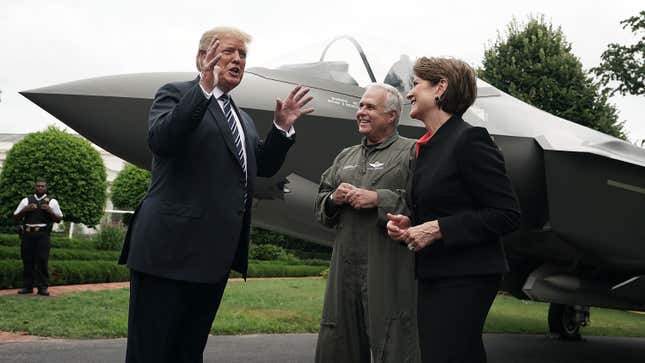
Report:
275,85,314,130
199,37,222,93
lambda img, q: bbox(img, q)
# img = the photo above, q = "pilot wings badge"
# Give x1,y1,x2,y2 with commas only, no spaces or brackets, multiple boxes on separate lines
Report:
368,161,384,170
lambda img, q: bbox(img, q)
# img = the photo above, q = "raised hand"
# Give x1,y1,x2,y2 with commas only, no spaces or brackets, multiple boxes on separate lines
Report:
275,85,314,130
199,37,222,93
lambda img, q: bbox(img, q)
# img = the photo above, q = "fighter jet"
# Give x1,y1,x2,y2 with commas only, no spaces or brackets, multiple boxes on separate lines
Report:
21,36,645,340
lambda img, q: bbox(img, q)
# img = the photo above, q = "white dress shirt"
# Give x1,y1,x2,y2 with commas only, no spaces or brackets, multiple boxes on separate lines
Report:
14,194,63,227
198,80,295,179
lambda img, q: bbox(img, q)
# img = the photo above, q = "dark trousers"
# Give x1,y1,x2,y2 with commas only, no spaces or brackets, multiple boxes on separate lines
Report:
20,231,51,289
125,269,229,363
417,274,501,363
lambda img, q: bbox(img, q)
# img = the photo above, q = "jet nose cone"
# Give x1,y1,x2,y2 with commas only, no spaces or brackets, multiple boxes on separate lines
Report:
17,73,192,170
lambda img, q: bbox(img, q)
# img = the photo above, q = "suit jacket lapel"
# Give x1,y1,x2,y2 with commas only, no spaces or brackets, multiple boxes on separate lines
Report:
207,96,243,168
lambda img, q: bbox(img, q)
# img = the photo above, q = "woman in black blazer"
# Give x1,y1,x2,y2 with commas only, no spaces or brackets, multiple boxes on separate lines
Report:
387,57,521,362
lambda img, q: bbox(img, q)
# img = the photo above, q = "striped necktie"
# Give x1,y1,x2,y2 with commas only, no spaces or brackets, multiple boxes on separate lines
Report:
219,94,248,203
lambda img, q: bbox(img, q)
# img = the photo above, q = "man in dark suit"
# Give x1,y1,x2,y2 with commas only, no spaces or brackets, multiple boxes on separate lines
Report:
118,27,313,363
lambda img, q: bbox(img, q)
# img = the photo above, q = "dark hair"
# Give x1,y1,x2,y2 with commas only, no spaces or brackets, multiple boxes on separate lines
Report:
35,178,47,184
413,57,477,116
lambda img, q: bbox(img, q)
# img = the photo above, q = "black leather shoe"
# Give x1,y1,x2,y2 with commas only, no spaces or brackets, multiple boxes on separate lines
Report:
37,288,50,296
17,288,33,294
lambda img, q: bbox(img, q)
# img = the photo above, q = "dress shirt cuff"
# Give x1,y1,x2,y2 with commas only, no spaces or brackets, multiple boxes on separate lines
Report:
199,81,213,99
274,121,295,137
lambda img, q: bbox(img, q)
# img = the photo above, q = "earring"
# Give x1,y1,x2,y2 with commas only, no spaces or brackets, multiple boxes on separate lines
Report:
435,96,441,105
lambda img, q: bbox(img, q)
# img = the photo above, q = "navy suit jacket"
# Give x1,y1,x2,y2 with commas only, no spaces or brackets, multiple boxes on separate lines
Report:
410,116,520,278
118,78,294,283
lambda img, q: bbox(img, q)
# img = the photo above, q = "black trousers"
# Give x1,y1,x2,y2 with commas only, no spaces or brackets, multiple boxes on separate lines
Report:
20,231,51,289
417,274,501,363
125,269,229,363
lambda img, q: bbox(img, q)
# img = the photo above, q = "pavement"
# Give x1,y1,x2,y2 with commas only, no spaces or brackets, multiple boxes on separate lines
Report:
2,333,645,362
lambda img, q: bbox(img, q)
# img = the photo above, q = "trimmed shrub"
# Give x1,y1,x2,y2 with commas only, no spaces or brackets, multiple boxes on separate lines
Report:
0,233,96,250
50,237,97,250
250,227,332,259
229,261,327,278
291,250,332,261
0,246,119,261
48,261,129,286
0,259,323,288
95,225,126,251
110,164,150,225
249,244,286,261
0,245,20,259
50,248,120,261
0,260,22,288
0,127,107,231
0,260,129,289
320,268,329,279
0,233,21,247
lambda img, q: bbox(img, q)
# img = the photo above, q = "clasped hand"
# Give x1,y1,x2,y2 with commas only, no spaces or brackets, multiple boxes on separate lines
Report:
331,183,377,209
386,213,442,252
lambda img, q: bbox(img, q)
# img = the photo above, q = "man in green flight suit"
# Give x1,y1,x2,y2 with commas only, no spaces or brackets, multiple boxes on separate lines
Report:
314,83,421,363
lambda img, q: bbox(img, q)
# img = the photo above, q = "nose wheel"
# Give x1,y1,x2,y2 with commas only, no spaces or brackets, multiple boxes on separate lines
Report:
548,303,589,340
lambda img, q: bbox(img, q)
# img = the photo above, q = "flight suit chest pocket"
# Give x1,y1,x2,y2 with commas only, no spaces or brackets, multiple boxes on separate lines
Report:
370,162,404,189
336,161,360,184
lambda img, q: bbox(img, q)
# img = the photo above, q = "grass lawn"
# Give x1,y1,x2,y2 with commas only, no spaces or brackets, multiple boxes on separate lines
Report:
1,277,644,339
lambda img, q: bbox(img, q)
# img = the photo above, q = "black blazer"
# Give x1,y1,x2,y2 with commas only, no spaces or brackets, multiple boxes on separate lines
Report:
118,78,294,284
410,116,520,278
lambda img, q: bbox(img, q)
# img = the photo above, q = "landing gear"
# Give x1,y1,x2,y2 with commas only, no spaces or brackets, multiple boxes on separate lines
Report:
548,303,589,340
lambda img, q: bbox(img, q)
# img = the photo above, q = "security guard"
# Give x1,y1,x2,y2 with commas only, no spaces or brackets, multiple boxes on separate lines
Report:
13,179,63,296
314,84,421,363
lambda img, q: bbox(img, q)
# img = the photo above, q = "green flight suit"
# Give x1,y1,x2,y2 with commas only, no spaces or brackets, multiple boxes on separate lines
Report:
314,132,421,363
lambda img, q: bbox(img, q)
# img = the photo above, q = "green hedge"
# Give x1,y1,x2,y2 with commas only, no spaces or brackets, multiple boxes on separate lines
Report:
0,246,119,261
0,260,327,288
271,255,329,266
95,225,125,251
249,244,287,260
251,227,332,259
0,260,129,289
230,261,327,278
0,233,97,250
291,250,333,260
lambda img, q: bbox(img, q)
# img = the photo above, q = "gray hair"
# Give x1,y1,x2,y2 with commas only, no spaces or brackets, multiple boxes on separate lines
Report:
365,83,403,126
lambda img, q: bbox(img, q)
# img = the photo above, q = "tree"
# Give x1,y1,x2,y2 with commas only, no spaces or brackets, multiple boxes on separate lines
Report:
0,127,107,231
592,11,645,96
110,164,151,210
479,15,626,139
